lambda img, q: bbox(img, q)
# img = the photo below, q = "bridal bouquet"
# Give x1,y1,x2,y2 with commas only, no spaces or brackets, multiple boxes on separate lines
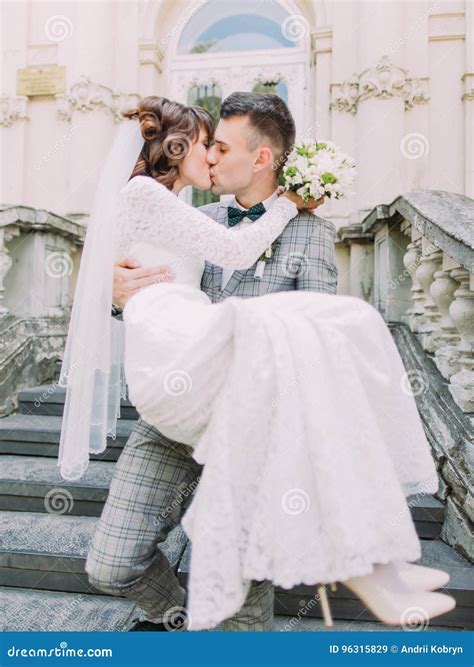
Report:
281,139,356,203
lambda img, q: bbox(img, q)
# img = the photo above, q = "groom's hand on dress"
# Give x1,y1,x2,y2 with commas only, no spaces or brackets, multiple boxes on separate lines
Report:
112,256,175,308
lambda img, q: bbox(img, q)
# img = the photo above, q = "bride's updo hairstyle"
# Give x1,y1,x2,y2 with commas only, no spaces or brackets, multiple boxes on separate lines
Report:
123,96,214,190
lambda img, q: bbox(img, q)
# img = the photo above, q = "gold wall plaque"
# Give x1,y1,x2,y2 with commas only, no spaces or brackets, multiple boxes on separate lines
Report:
17,65,66,97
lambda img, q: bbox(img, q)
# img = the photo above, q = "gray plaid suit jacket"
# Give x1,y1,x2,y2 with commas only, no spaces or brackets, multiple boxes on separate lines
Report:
130,198,338,448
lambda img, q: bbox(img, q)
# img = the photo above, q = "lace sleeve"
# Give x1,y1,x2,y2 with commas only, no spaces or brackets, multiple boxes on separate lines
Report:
116,175,297,268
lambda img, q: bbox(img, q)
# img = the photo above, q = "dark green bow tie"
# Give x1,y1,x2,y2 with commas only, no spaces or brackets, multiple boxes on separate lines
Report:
227,202,266,227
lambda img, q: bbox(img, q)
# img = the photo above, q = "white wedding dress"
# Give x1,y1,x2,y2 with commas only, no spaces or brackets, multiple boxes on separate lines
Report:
116,175,438,631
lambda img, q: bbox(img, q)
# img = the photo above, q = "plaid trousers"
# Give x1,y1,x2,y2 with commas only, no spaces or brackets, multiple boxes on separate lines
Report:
86,200,337,631
86,421,274,630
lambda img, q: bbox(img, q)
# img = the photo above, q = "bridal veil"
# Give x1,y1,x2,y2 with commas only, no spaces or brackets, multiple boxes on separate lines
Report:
58,119,144,480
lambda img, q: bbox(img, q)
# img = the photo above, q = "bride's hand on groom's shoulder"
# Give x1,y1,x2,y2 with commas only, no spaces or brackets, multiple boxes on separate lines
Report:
113,257,175,309
277,186,325,212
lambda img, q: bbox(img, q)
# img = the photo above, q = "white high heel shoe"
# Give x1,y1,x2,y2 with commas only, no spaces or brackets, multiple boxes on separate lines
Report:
392,560,450,591
316,564,455,628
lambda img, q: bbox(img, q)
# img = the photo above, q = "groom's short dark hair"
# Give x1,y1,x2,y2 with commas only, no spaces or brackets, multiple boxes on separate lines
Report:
220,91,295,174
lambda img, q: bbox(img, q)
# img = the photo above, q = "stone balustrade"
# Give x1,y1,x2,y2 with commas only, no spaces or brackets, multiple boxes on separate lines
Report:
0,205,85,415
337,191,474,413
336,191,473,561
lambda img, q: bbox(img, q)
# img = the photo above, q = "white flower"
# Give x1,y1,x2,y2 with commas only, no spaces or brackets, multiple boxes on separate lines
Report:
282,138,356,201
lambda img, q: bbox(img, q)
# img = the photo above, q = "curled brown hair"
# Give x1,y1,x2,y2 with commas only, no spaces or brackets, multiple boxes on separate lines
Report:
123,96,214,190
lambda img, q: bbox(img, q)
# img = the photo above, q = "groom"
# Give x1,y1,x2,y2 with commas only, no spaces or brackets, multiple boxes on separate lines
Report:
86,92,338,631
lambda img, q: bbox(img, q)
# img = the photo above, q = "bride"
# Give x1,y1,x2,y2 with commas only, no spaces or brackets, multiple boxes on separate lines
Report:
59,96,455,631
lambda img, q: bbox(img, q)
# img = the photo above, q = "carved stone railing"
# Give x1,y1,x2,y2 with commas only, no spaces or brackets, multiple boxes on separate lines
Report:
360,191,473,410
336,190,473,561
0,205,85,415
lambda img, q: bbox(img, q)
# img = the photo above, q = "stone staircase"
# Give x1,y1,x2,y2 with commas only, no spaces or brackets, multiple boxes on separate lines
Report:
1,353,473,632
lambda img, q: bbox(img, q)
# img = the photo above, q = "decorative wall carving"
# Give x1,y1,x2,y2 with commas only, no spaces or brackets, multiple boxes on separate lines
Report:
330,56,430,115
171,72,226,102
170,63,304,109
311,29,332,64
462,73,474,101
0,95,29,127
56,75,140,123
139,41,164,73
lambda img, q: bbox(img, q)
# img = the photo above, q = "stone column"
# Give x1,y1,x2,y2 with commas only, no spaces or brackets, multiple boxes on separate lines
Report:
414,238,443,351
348,242,374,303
403,237,426,332
430,254,462,378
0,227,19,317
448,268,474,412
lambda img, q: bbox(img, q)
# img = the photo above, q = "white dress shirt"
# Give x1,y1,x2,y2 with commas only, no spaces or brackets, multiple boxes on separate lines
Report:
221,190,279,290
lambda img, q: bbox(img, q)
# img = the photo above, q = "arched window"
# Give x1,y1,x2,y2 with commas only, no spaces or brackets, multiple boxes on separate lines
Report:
187,83,222,207
178,0,299,54
187,82,222,123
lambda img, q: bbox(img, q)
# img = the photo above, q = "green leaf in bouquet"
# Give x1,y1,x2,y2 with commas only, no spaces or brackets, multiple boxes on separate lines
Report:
321,171,337,185
296,146,316,158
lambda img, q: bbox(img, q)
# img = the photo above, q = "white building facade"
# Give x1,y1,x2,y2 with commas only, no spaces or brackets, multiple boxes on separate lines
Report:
0,2,473,563
1,0,472,223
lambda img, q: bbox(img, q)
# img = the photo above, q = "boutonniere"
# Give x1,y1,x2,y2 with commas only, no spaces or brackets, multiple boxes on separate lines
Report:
254,239,281,280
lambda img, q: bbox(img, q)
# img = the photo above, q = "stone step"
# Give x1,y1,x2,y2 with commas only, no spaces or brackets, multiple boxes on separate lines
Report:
271,615,459,632
0,510,188,595
0,456,115,516
0,509,471,630
0,587,458,633
0,414,134,461
177,539,474,630
408,494,445,539
18,384,139,420
1,587,136,632
0,455,446,533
